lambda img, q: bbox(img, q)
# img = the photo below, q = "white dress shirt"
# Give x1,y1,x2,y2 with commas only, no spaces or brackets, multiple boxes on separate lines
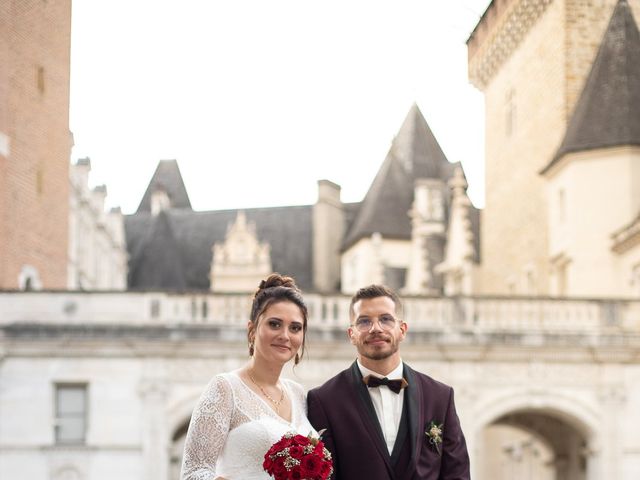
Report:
357,359,405,454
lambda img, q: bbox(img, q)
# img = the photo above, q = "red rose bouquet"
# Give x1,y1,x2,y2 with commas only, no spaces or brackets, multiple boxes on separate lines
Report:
262,431,333,480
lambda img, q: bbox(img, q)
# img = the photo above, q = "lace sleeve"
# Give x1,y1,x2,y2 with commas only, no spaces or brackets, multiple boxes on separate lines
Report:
181,375,234,480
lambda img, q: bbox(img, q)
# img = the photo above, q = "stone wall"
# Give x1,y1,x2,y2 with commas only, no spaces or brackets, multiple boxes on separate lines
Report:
468,0,640,295
0,0,72,289
1,291,639,479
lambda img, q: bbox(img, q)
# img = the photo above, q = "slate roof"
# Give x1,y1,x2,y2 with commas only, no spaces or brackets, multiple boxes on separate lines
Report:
136,160,192,212
124,104,480,293
128,211,188,289
544,0,640,171
125,205,314,291
342,104,456,250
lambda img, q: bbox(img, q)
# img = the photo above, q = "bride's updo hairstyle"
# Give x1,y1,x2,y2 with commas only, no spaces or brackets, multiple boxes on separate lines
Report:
248,273,308,364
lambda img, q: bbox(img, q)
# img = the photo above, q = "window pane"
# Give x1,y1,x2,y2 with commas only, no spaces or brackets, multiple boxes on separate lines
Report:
57,387,85,415
55,385,87,444
56,417,85,443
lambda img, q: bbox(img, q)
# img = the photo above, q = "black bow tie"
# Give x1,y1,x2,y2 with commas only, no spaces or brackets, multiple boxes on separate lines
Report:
363,375,408,394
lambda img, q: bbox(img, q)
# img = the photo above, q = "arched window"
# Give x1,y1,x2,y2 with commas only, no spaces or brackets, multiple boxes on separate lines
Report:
18,265,42,290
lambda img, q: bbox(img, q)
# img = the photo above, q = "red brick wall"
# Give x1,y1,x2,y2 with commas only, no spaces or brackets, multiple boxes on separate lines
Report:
0,0,71,289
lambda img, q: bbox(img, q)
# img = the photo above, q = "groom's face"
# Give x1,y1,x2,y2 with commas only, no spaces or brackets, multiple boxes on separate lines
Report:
348,296,407,362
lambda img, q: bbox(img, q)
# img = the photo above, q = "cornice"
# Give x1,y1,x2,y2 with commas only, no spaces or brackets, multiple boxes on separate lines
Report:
468,0,554,89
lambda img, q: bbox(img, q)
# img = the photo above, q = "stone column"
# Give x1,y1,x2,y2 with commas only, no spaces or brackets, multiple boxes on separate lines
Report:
404,178,446,294
139,377,169,480
594,383,627,480
313,180,344,292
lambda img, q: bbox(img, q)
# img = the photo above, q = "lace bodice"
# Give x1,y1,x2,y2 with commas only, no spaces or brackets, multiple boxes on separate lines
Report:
181,371,315,480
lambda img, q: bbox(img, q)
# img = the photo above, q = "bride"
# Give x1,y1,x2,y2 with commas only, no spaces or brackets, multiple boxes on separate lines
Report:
180,273,316,480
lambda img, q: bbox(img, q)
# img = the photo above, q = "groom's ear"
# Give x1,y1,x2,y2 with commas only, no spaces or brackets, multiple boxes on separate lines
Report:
399,321,408,341
347,326,356,344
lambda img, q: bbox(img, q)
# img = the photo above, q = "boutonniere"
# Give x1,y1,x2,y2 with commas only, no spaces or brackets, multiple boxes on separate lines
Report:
425,421,443,454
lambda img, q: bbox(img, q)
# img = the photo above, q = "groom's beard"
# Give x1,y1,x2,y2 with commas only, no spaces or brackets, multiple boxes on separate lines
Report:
358,334,400,360
363,347,398,361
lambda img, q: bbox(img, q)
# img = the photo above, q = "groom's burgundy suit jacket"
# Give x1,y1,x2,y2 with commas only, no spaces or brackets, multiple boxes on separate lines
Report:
307,362,470,480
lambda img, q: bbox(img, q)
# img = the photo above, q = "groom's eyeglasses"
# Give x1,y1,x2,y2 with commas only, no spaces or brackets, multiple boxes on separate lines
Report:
352,315,398,332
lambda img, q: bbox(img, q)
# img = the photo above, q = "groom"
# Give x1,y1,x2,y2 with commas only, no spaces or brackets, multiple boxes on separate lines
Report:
307,284,470,480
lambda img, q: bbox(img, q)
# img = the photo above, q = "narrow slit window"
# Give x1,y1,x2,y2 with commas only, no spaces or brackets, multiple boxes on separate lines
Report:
37,66,45,94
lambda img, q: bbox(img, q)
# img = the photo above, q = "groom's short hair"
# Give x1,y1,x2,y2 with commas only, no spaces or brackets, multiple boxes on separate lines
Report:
349,284,403,320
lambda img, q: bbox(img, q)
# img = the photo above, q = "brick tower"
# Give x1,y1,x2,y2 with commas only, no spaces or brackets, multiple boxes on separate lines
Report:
467,0,640,295
0,0,72,289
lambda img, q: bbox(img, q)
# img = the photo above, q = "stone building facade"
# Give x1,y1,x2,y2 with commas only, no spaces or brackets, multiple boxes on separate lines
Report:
468,0,640,296
1,292,638,479
68,158,127,290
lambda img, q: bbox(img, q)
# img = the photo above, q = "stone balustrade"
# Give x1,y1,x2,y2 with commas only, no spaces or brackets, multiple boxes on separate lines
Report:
1,291,638,336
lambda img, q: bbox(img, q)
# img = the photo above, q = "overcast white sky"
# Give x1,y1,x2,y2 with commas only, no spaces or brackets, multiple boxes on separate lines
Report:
69,0,491,214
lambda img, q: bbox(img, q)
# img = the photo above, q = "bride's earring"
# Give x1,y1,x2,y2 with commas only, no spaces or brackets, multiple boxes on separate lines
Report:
294,353,300,365
249,341,254,356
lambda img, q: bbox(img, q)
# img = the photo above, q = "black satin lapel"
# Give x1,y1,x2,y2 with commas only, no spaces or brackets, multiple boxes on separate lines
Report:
349,362,392,462
404,364,422,466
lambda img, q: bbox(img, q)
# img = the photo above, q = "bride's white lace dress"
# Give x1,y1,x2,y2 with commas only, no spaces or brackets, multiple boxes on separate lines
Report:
181,371,315,480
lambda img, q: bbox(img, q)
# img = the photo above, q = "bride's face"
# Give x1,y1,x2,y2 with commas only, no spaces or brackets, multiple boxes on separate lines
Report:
251,300,305,365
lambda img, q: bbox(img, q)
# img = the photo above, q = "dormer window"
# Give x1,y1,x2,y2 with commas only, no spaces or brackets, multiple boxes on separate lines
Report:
210,211,272,292
151,189,171,215
412,179,445,222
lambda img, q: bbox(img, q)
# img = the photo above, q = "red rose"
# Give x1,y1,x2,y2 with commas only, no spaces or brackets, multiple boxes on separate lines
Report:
314,441,324,456
289,445,304,459
271,458,288,479
301,455,322,477
277,437,293,449
320,461,332,479
266,445,279,458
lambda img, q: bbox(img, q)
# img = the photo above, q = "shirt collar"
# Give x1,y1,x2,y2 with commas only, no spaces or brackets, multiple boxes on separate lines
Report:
357,359,404,380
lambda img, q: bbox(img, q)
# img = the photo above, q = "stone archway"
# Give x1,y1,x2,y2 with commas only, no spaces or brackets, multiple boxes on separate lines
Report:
51,466,83,480
479,409,589,480
470,390,603,480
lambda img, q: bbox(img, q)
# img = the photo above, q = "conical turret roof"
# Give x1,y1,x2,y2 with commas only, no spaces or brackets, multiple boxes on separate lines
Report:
545,0,640,171
136,159,192,212
342,104,455,250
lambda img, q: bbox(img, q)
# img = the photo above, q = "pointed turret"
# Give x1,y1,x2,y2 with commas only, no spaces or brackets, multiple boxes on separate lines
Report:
544,0,640,171
136,160,192,213
342,104,454,250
